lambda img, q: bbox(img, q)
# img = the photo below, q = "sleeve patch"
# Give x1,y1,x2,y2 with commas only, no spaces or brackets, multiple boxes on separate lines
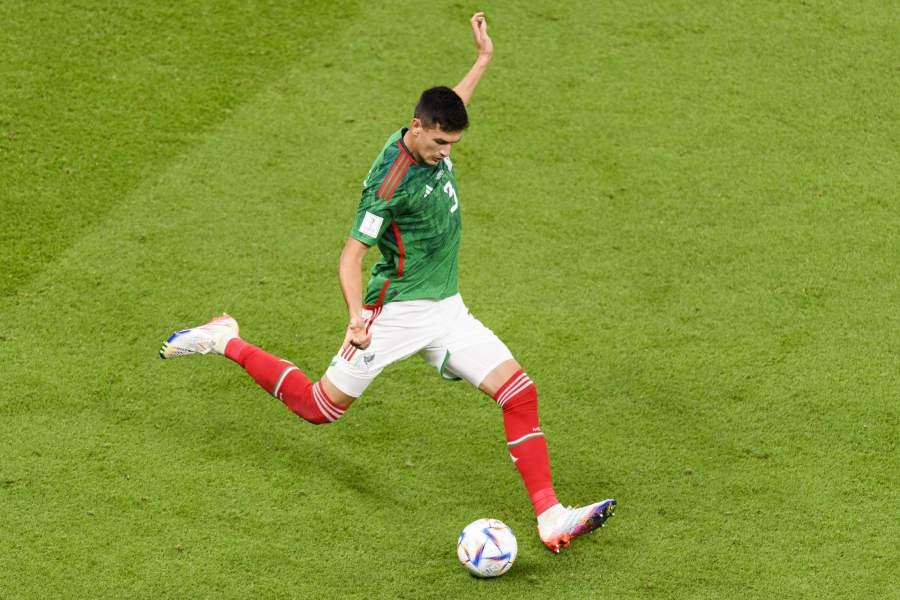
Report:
359,211,385,238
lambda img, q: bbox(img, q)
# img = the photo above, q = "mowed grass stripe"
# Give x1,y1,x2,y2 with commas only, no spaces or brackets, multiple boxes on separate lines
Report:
0,1,363,298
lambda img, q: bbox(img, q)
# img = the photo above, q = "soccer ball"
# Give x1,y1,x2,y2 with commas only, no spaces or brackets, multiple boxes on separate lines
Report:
456,518,517,578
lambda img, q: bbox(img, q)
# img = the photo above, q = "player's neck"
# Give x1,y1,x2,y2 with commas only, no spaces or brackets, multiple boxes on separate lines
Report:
401,128,425,165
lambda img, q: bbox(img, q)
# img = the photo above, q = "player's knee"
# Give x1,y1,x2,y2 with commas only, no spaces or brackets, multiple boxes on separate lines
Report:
495,371,538,412
280,380,348,425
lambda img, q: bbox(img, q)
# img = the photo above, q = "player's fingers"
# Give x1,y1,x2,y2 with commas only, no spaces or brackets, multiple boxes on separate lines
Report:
474,17,488,41
344,319,360,346
351,333,371,350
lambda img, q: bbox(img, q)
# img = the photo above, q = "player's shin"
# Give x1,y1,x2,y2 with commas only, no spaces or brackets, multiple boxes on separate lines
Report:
224,339,346,424
493,370,560,516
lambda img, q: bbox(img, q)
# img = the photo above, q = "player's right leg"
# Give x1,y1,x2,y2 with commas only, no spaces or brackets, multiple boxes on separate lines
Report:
159,314,352,423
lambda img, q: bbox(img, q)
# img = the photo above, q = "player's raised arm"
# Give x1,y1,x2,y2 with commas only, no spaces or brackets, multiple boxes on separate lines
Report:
453,12,493,107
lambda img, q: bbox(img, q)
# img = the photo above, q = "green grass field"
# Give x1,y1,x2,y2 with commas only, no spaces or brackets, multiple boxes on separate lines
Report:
1,1,897,598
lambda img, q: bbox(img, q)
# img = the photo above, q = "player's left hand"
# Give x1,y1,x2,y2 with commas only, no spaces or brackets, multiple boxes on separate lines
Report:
470,12,493,60
343,316,371,350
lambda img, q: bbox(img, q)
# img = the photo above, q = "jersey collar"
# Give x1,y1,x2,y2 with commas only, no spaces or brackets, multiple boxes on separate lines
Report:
398,128,425,166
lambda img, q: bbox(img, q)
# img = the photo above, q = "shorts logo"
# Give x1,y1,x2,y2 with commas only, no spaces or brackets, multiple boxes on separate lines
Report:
363,354,376,366
359,211,384,237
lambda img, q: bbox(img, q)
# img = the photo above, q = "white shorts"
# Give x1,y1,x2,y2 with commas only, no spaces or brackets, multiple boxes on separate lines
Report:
324,294,513,398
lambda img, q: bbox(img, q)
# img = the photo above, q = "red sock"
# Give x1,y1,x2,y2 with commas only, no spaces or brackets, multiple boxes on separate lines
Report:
494,370,559,516
224,338,345,424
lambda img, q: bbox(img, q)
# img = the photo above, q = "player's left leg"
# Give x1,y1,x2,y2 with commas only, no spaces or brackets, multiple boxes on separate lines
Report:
477,359,560,516
426,295,616,553
480,360,616,553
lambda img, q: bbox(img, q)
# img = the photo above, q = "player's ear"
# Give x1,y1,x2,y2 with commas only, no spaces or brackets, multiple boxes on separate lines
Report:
410,117,422,134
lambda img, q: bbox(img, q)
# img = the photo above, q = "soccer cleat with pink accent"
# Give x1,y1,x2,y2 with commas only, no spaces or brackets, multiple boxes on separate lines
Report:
538,499,616,553
159,314,239,359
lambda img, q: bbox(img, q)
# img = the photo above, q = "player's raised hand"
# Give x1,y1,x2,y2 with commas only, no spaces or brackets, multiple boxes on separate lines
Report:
344,315,371,350
470,12,493,60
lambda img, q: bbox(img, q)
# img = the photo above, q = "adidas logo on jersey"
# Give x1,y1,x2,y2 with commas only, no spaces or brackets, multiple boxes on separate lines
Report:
424,184,434,197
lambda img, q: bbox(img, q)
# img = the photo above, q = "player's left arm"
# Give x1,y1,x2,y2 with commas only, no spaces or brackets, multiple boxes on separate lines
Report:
453,12,493,107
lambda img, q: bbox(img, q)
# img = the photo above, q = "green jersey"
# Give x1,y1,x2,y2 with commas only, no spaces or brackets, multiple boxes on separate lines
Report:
350,128,462,307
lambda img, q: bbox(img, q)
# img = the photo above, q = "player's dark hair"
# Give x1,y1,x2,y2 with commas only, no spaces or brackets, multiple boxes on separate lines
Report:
414,86,469,132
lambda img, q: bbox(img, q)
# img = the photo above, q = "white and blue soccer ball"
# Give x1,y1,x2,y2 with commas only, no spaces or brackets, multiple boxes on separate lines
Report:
456,518,517,578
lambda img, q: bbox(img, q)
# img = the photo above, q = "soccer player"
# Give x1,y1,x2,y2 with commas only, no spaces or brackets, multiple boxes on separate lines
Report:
160,12,616,553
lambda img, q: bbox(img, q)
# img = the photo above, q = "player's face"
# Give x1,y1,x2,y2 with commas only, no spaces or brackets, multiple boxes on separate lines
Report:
410,120,463,165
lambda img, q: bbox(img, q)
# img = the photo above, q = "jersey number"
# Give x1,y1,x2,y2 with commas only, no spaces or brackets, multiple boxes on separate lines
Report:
444,182,459,213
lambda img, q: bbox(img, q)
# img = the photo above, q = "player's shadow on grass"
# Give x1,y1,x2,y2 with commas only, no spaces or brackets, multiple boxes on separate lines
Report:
140,385,405,506
221,422,403,505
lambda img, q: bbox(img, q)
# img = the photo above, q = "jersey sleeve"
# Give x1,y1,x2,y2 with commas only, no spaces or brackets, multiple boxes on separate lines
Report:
350,136,416,245
350,142,413,246
350,186,403,246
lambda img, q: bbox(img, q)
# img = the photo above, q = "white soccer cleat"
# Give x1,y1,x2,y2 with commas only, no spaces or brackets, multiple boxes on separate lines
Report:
538,499,616,553
159,314,239,359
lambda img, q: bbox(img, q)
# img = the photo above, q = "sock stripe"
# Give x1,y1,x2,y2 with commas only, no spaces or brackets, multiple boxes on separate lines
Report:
497,374,534,407
272,365,299,398
507,431,545,448
312,387,335,422
499,380,532,407
311,383,336,421
312,382,344,422
496,371,525,396
495,371,531,403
